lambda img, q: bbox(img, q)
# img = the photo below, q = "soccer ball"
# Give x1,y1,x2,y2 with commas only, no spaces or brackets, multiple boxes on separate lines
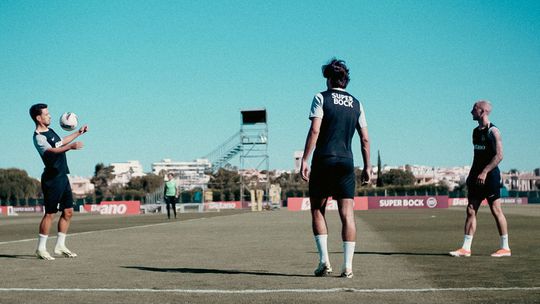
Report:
59,112,78,131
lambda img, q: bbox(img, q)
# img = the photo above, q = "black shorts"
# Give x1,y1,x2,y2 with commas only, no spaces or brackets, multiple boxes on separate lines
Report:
309,156,355,200
467,168,501,205
165,196,177,205
41,175,74,214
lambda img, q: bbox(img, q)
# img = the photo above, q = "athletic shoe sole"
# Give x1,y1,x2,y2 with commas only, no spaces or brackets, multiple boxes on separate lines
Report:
36,250,55,260
449,249,471,257
54,247,78,258
314,264,333,277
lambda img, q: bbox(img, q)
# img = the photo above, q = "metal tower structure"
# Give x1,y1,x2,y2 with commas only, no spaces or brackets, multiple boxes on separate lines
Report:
202,131,242,171
239,109,269,207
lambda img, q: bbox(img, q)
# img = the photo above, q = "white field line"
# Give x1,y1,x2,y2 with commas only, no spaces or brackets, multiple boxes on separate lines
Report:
0,287,538,294
0,213,240,246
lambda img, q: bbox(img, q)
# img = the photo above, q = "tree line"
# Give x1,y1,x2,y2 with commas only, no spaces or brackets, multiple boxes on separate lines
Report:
1,164,459,205
0,168,40,203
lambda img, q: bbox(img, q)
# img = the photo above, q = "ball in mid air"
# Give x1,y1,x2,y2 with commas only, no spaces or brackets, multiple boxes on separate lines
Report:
59,112,78,131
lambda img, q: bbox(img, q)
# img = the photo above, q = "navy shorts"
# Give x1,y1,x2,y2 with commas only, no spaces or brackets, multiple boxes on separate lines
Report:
309,156,355,200
467,168,501,206
165,196,177,205
41,175,74,214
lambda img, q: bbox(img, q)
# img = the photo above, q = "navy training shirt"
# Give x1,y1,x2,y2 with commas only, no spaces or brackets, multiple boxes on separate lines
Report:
33,128,70,179
471,123,499,174
309,89,367,160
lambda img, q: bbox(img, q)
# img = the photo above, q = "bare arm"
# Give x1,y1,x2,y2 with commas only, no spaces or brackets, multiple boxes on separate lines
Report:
357,125,371,184
62,125,89,146
300,118,322,181
46,125,88,154
46,141,84,154
477,127,503,184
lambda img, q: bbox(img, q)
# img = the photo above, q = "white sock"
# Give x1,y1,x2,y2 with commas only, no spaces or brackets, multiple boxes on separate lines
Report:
314,234,329,265
55,232,66,249
37,234,48,251
500,234,509,250
462,235,473,251
343,241,356,271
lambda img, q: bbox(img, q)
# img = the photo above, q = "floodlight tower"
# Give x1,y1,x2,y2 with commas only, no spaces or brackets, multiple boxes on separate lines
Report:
239,109,269,208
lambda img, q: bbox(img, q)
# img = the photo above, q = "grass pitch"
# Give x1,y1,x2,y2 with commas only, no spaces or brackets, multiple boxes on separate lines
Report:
0,205,538,303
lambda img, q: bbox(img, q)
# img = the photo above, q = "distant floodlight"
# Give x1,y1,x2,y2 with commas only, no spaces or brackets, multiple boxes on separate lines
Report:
241,109,266,124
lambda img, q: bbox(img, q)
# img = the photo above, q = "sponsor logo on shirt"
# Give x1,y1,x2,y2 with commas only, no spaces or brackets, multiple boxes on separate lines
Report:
474,144,486,150
331,93,354,108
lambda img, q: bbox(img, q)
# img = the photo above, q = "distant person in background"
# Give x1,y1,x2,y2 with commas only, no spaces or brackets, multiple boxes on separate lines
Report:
450,100,511,257
164,173,178,219
30,103,88,260
301,58,371,278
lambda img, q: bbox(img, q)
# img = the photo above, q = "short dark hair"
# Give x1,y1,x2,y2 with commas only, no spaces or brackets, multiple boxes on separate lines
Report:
322,58,350,89
29,103,48,124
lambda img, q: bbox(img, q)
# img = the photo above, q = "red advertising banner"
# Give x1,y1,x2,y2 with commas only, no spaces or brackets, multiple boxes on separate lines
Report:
449,197,528,207
12,206,43,213
82,201,141,215
204,201,242,210
0,206,19,216
367,196,448,209
287,197,368,211
448,198,469,207
498,197,528,204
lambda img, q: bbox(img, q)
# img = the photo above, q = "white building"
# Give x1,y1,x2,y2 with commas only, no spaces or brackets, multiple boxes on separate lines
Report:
502,170,540,191
239,168,268,183
399,165,470,190
68,176,95,198
152,159,211,190
110,160,145,186
291,151,540,191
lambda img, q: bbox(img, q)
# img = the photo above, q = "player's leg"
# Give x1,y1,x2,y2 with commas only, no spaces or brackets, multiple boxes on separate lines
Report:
57,207,73,234
450,175,482,257
464,200,480,236
311,196,332,276
489,199,508,235
54,179,77,258
336,158,356,278
488,199,511,257
338,198,355,278
37,213,56,260
55,208,77,257
309,158,333,276
165,197,171,219
450,200,480,257
36,181,57,260
172,197,177,219
338,199,356,240
485,170,511,256
311,196,329,235
39,213,55,235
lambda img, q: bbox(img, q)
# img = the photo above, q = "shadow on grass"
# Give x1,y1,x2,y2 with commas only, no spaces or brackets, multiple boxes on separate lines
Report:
122,266,313,277
325,251,449,257
0,254,37,259
358,251,449,256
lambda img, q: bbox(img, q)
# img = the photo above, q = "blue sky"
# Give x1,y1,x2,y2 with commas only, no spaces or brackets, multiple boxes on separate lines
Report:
1,0,539,178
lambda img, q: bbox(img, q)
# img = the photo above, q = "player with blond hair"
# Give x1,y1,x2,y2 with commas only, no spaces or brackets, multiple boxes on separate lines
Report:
450,100,511,257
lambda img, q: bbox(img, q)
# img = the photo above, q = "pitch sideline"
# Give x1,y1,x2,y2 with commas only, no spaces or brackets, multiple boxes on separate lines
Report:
0,287,538,294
